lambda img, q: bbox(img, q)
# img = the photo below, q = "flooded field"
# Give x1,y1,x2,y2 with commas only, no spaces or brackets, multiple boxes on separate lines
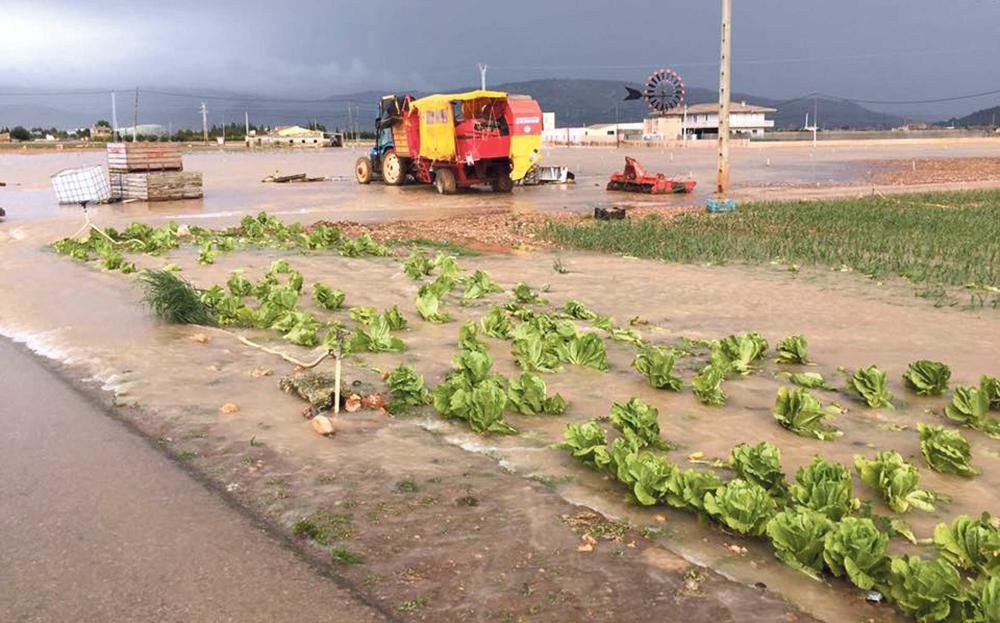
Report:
1,145,998,622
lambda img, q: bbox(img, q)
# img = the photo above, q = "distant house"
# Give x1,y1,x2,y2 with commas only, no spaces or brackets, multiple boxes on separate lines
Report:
0,132,10,143
541,112,645,145
645,102,776,140
247,125,328,147
91,124,113,140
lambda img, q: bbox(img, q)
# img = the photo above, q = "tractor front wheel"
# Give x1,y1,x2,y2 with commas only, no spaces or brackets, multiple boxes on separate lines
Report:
434,168,457,195
492,172,514,193
355,156,373,184
381,150,406,186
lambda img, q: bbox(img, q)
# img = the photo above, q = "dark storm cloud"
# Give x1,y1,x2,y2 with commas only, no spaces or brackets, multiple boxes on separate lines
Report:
4,0,1000,116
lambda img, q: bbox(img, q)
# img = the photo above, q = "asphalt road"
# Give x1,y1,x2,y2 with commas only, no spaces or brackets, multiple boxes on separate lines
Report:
0,339,389,623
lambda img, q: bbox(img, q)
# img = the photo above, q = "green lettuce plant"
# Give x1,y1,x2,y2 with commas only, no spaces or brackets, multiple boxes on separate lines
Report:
664,468,723,514
347,315,405,353
461,270,503,301
822,517,889,590
349,306,377,324
772,386,842,440
403,252,433,280
386,364,431,409
849,365,894,408
776,335,809,364
458,320,488,354
563,300,597,320
703,479,777,536
692,364,727,406
779,371,836,390
610,398,670,450
729,441,786,496
766,508,834,577
227,271,253,297
512,282,544,304
507,372,567,416
855,451,935,513
970,576,1000,623
479,307,513,339
903,360,952,396
511,328,560,373
557,421,608,467
932,513,1000,574
382,305,407,331
945,383,1000,437
714,332,769,375
918,424,978,478
431,251,461,278
556,333,608,370
432,352,516,435
789,456,859,521
622,451,675,506
415,291,451,323
313,283,345,310
340,233,389,257
887,556,968,623
633,347,683,390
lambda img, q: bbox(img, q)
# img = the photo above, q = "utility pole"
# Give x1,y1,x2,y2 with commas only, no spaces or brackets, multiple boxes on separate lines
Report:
682,104,688,147
716,0,732,195
111,91,119,142
478,63,488,91
245,111,250,139
347,104,353,146
201,102,208,144
615,104,620,148
132,87,139,143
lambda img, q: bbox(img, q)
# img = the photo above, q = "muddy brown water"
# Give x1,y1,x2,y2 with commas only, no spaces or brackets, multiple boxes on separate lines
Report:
1,149,998,621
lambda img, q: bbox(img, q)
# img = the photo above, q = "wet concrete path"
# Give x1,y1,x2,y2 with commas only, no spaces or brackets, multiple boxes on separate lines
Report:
0,338,391,623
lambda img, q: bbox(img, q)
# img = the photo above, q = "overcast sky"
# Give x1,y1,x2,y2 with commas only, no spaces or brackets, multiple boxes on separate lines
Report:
4,0,1000,116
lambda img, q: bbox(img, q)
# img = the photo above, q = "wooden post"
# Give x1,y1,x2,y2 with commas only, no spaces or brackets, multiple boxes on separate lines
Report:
716,0,732,195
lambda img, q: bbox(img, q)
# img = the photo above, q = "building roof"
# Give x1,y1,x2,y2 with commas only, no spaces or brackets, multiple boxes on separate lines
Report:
658,102,776,116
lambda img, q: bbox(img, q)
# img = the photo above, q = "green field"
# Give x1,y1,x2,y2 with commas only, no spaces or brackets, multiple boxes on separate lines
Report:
543,191,1000,307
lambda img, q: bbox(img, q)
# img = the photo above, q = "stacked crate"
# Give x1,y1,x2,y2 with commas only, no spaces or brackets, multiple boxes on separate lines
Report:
107,143,204,201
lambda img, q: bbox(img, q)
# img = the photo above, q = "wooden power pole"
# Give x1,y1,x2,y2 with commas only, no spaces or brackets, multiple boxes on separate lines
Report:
716,0,732,195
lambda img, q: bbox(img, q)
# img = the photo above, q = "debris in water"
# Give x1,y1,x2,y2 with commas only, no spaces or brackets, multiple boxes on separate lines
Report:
865,591,883,604
361,393,387,410
250,366,274,378
724,543,748,556
345,394,362,412
279,371,344,410
190,333,210,343
577,534,597,552
310,414,336,436
219,402,240,415
261,172,327,184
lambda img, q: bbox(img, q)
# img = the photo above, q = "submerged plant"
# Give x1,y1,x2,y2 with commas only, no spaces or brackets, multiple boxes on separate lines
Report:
902,360,952,396
512,282,545,304
848,365,894,409
854,451,935,514
313,283,345,310
772,386,841,440
562,300,597,320
918,424,977,478
415,291,451,323
633,346,683,391
713,332,769,375
555,333,608,370
479,307,513,339
507,372,567,416
557,420,608,467
692,364,727,406
461,270,502,301
779,371,835,391
403,252,434,280
776,335,809,364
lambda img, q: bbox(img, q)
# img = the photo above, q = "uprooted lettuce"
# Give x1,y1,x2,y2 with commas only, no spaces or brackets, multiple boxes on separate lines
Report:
918,424,978,478
932,513,1000,575
849,365,894,409
633,346,683,391
415,291,452,323
765,508,834,578
855,451,935,514
789,456,859,521
609,397,671,450
507,372,567,416
776,335,809,364
729,441,786,496
461,270,503,301
903,360,952,396
386,364,431,410
703,478,777,536
822,517,889,590
886,555,968,623
772,386,842,440
778,371,836,391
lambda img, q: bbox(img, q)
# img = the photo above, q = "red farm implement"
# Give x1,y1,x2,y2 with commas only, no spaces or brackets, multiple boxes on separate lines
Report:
606,157,696,195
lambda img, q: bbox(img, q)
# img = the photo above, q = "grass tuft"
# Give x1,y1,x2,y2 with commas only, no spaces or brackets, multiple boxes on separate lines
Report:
139,269,217,325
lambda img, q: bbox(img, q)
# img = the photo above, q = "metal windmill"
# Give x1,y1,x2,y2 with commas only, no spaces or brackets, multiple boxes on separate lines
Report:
624,68,686,114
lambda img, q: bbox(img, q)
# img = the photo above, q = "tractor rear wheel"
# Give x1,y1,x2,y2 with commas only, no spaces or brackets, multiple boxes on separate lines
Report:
354,156,373,184
381,150,406,186
492,172,514,193
434,169,457,195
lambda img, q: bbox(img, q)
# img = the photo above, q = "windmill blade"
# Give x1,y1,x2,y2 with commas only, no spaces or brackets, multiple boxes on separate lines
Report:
623,86,642,101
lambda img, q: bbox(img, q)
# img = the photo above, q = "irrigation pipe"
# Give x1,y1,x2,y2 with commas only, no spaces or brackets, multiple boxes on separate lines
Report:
207,327,331,369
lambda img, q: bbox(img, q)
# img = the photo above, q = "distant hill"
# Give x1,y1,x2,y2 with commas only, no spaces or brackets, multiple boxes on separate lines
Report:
945,105,1000,127
0,79,905,131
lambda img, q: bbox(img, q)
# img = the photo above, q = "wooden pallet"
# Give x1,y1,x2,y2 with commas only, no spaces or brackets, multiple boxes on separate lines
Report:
110,171,203,201
107,142,183,172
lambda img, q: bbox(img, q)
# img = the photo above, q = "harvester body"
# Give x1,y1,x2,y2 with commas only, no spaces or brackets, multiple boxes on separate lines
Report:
355,90,543,194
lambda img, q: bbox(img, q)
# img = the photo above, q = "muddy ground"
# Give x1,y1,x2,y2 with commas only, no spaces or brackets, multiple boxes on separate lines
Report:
1,145,999,622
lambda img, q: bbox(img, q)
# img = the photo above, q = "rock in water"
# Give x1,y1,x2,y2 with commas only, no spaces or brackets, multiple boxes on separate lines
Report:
279,372,343,410
310,415,335,436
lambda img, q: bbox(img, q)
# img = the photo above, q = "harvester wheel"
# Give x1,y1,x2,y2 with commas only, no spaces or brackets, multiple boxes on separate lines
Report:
434,169,457,195
381,150,406,186
354,156,373,184
492,173,514,193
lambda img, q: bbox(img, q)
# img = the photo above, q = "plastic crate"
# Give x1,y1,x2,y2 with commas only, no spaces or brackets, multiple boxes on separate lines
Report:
706,198,737,213
50,165,111,204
